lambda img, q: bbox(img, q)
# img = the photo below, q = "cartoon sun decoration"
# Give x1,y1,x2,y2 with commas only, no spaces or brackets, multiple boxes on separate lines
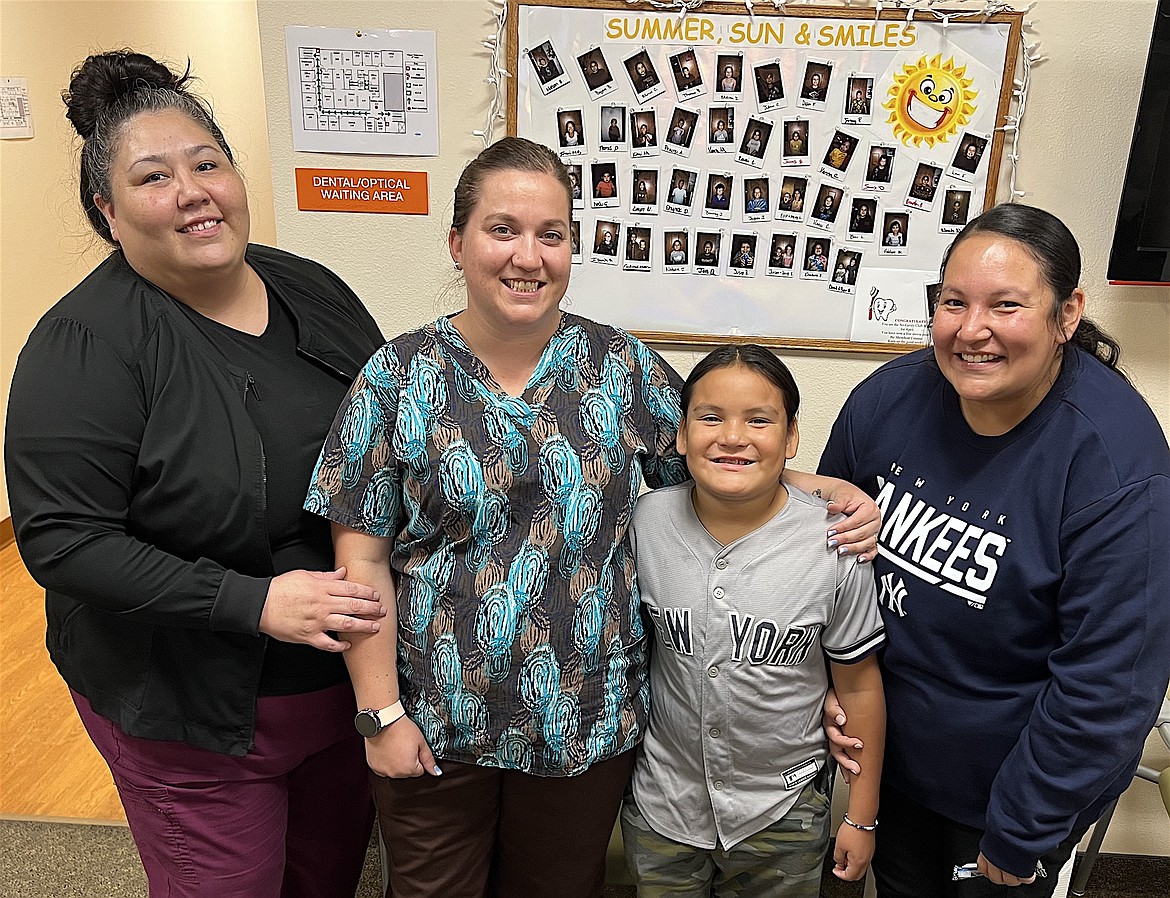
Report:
884,54,978,148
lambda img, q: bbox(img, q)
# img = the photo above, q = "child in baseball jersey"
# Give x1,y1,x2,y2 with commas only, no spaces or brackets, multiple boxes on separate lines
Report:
622,345,886,898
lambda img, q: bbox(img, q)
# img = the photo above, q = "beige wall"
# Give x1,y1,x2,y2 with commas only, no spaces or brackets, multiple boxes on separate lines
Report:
1,0,1166,858
0,0,276,517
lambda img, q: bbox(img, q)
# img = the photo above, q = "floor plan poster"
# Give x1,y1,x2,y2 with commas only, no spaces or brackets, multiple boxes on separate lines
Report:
285,26,439,155
1,77,34,139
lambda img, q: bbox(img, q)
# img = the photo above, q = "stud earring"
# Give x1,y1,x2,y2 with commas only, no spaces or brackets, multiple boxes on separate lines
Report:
454,261,462,271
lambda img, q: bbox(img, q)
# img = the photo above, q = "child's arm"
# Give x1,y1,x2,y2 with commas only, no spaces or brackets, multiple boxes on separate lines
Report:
827,655,885,881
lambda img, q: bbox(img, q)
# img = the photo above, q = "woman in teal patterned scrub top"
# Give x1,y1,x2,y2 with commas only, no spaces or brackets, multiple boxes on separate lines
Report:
305,137,878,898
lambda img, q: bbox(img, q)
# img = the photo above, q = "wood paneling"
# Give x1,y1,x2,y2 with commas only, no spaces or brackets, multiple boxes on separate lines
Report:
0,542,125,822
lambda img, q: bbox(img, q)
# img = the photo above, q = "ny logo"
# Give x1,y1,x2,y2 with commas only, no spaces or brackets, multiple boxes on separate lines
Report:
878,572,908,618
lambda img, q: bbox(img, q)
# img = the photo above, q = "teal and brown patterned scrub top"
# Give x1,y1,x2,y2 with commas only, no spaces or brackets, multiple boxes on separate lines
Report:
306,313,686,776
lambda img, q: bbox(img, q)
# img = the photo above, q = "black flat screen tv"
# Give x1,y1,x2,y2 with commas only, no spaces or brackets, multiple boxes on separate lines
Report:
1108,0,1170,285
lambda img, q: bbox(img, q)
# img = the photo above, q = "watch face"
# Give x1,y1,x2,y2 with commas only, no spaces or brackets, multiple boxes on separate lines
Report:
354,710,381,738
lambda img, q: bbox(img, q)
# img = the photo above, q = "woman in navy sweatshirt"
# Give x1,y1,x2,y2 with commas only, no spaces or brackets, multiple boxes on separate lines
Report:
819,204,1170,896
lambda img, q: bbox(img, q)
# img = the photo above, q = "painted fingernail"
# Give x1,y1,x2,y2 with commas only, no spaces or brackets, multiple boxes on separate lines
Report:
828,539,839,549
854,743,863,749
835,714,846,725
838,545,850,555
857,556,869,565
827,529,838,538
433,765,443,776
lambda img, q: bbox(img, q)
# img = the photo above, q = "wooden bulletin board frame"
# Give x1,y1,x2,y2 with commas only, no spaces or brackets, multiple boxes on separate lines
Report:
507,0,1024,353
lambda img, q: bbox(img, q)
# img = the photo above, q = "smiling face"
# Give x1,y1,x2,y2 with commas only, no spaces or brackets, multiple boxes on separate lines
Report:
448,169,571,339
885,54,978,147
95,109,250,294
932,233,1083,434
678,364,799,512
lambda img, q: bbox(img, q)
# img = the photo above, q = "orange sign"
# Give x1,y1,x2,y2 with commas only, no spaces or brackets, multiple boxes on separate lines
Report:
294,168,429,215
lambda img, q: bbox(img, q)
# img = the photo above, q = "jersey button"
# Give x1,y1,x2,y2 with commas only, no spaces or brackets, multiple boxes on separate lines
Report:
708,666,719,678
715,558,728,569
713,780,724,790
713,587,725,598
709,727,721,738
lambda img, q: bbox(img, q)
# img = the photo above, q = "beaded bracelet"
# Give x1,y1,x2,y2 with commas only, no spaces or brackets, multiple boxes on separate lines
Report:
842,813,878,831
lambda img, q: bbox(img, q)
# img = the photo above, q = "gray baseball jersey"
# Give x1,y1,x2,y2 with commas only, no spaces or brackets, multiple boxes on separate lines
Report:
629,482,884,850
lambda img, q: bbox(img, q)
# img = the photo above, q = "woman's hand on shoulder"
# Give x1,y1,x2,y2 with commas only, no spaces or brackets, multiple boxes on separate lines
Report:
366,716,442,778
782,472,880,562
824,483,880,563
259,566,385,651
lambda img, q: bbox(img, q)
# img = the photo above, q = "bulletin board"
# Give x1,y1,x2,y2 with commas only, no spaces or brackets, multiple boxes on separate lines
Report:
508,0,1024,352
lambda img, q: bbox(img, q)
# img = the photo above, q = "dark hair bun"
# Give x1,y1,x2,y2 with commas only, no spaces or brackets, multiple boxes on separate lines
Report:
63,50,190,139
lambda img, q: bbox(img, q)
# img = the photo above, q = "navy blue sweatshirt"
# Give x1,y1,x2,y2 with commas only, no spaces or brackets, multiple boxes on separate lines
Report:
819,346,1170,877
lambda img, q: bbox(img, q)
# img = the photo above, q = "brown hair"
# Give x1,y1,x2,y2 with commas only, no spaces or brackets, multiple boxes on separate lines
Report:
450,137,572,234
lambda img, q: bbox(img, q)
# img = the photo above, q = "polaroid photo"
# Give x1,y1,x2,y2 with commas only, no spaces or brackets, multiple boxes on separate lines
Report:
624,224,653,272
694,230,723,275
663,106,700,157
737,117,773,169
624,49,666,104
714,53,745,103
598,104,629,153
578,46,617,99
766,232,798,278
820,130,861,182
528,41,569,95
556,109,586,158
847,197,878,242
807,183,845,232
743,176,771,223
629,108,660,159
707,106,736,154
664,166,699,215
949,131,990,182
842,74,875,126
797,60,833,112
754,59,786,114
940,189,973,233
863,144,897,192
702,172,734,221
670,48,706,103
566,164,584,210
880,212,909,256
775,175,808,223
590,161,620,209
801,235,832,281
592,220,621,264
905,162,943,211
664,228,691,273
630,168,660,215
570,220,582,264
829,248,863,295
728,232,759,278
781,119,810,168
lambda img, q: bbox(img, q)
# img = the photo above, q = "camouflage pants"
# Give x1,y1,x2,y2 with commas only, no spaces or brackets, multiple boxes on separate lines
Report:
620,767,831,898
